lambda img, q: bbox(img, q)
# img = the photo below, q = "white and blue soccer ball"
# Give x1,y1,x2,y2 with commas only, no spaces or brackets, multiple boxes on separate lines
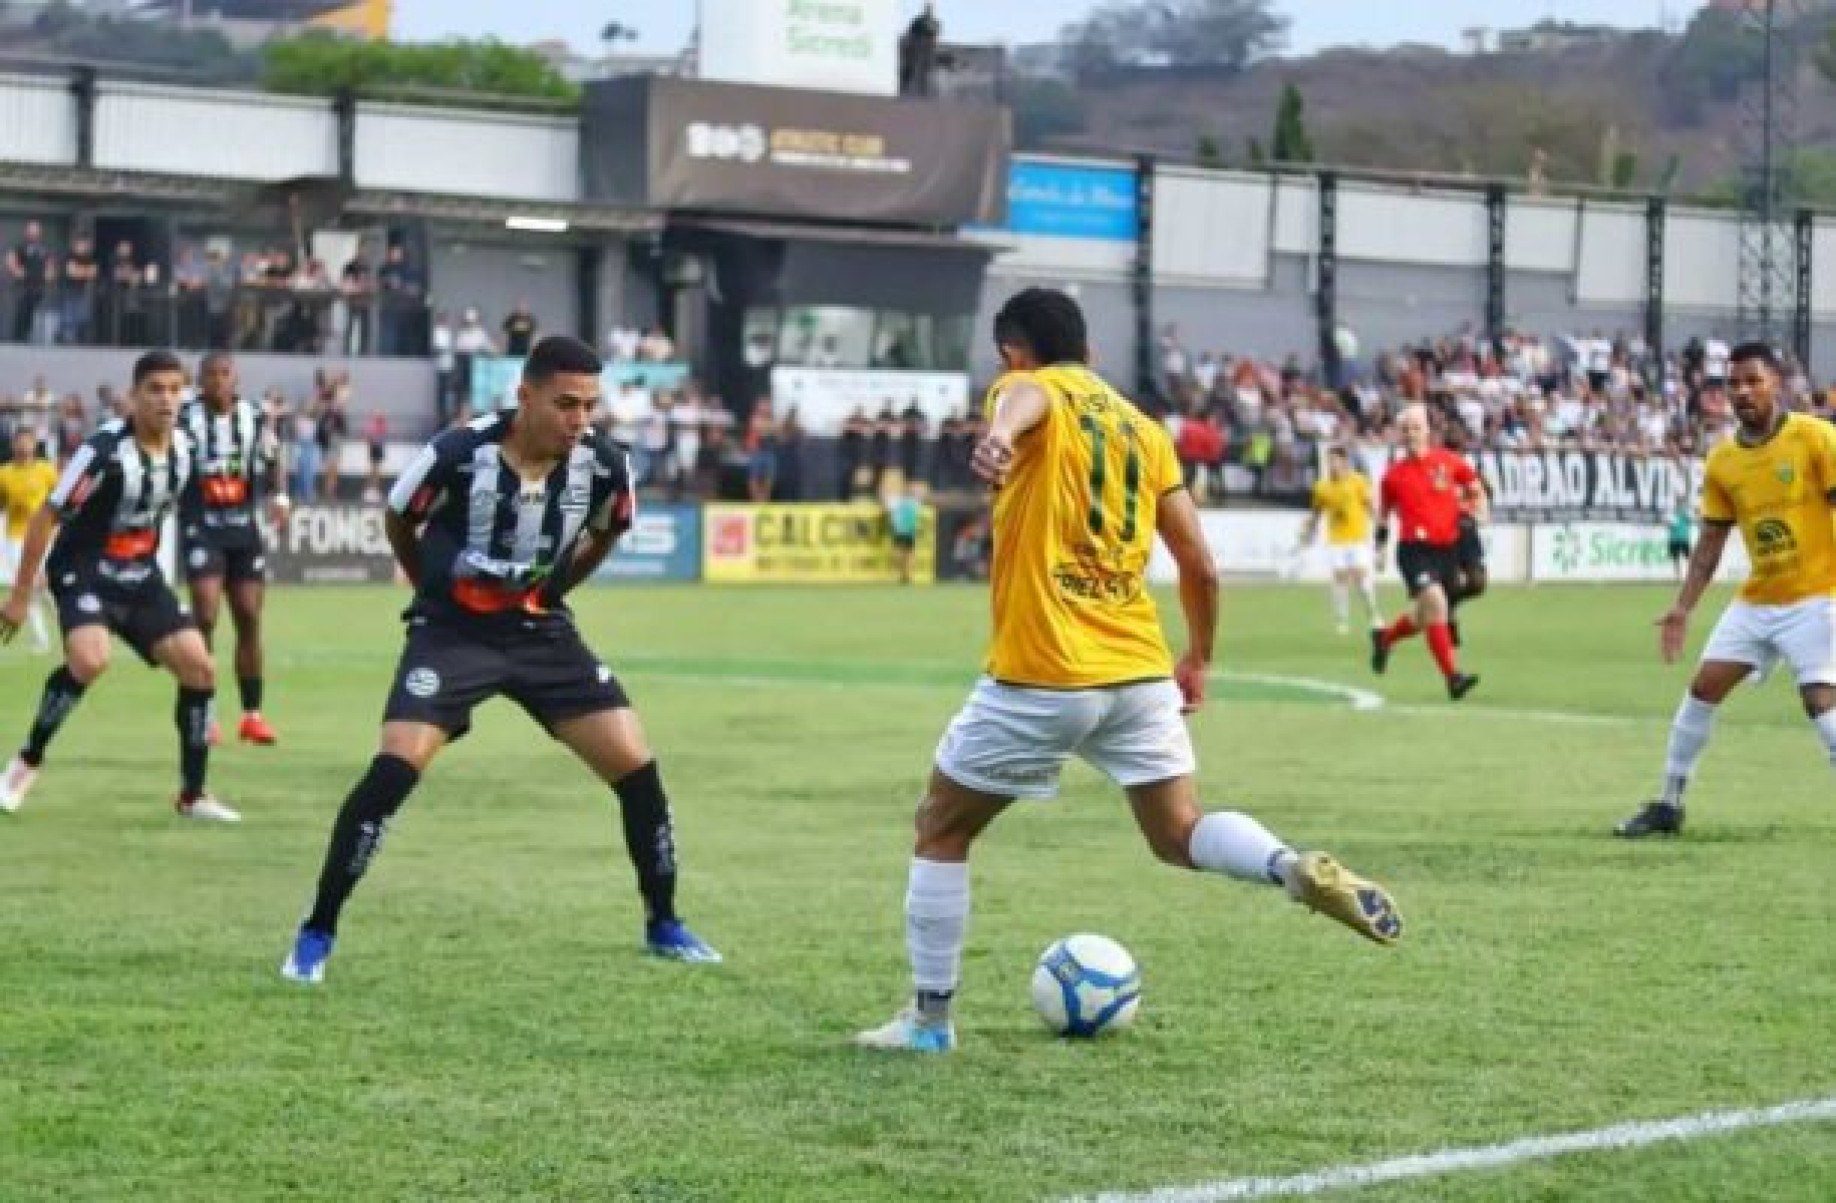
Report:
1030,934,1141,1037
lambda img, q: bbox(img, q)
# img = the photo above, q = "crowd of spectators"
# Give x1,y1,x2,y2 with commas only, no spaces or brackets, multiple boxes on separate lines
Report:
1152,322,1832,502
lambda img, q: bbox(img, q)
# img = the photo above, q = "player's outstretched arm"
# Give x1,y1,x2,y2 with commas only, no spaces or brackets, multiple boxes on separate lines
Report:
1156,486,1219,712
1657,522,1731,663
973,379,1050,486
0,504,58,641
382,509,424,587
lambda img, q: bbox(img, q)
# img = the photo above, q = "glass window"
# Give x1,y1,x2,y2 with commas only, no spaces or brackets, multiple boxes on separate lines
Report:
778,306,875,369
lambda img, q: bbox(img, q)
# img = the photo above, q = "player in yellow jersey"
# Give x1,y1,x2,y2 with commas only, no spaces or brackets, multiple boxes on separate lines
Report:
856,288,1402,1053
1618,342,1836,837
1297,445,1383,635
0,426,58,652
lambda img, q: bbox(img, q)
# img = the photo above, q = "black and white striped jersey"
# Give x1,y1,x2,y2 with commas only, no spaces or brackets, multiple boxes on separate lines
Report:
178,397,275,536
387,412,635,626
47,419,193,583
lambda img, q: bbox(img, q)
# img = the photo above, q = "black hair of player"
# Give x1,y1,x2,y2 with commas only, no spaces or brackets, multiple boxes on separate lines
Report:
199,350,233,374
1728,341,1779,373
133,349,184,385
1327,444,1349,461
523,335,603,383
993,288,1089,366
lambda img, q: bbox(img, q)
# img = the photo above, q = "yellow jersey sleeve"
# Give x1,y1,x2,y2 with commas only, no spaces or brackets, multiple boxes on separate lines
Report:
1146,420,1182,496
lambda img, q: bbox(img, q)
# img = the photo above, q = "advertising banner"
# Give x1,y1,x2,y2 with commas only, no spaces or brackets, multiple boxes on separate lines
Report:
703,502,935,583
1474,450,1703,523
593,504,703,582
265,504,398,584
770,367,970,435
1000,161,1139,242
584,77,1010,226
698,0,900,97
1529,521,1750,584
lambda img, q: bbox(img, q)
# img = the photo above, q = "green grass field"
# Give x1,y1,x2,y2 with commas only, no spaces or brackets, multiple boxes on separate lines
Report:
3,581,1835,1202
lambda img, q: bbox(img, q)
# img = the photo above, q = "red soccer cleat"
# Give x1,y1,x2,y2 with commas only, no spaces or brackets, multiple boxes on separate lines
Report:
238,713,279,746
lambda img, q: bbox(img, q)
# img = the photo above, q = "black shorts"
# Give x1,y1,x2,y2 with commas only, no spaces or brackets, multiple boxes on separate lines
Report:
891,533,916,552
1395,541,1462,600
50,565,194,664
382,619,631,740
182,525,268,585
1669,539,1691,563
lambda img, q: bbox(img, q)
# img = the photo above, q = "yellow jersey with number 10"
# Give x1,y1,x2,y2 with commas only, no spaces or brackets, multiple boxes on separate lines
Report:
0,458,59,540
983,364,1183,689
1702,412,1836,605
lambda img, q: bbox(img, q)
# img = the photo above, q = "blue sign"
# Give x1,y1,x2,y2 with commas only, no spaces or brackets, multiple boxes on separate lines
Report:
1005,162,1139,242
594,503,701,583
470,358,693,411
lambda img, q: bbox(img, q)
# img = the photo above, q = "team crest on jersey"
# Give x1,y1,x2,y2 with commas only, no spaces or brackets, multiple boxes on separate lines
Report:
1777,464,1795,485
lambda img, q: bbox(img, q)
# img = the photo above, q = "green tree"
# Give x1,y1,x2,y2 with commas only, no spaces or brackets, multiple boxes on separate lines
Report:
1060,0,1286,79
263,33,577,104
1270,82,1313,163
1195,132,1224,167
1009,76,1088,149
1660,6,1767,126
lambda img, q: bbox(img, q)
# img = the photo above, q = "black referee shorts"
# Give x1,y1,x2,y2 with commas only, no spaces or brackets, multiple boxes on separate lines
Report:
382,618,631,740
1395,541,1462,600
1454,518,1486,574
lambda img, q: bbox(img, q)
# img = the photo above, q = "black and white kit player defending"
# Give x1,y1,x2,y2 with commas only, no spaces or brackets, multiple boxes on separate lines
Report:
0,350,237,821
281,335,720,985
178,352,286,746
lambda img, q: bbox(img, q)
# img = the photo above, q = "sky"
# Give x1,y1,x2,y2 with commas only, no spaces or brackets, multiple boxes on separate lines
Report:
392,0,1711,57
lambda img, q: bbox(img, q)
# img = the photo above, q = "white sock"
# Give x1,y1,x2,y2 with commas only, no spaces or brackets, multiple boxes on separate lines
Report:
1813,709,1836,769
1359,577,1383,626
1661,695,1718,805
1187,810,1296,886
1329,582,1349,627
28,597,50,650
906,857,969,1001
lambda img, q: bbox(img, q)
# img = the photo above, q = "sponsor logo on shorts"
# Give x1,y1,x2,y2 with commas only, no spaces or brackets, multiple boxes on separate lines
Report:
596,664,612,684
251,556,265,572
76,593,101,614
404,667,441,698
983,764,1058,785
189,548,208,568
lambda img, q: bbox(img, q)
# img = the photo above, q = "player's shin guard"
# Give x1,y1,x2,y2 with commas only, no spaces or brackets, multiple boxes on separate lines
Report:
1188,810,1296,886
613,761,678,924
175,686,213,798
1426,623,1460,678
22,666,87,765
906,858,969,1020
1662,694,1718,805
303,754,420,935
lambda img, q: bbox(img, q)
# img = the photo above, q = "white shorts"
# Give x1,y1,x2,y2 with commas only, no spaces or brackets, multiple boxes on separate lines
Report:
934,676,1197,801
1326,542,1373,575
1701,597,1836,687
0,536,23,585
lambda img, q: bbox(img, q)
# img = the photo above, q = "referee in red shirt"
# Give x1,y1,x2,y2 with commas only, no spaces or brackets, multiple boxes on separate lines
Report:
1373,404,1485,699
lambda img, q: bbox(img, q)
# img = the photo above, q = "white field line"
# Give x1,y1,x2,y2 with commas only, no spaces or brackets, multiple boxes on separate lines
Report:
1060,1094,1836,1203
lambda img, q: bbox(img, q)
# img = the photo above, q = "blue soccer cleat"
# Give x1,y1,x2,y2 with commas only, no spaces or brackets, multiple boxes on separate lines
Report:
853,1006,957,1053
281,927,335,984
646,919,723,964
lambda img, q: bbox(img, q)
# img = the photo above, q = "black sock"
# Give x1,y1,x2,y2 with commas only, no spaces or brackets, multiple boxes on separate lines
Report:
304,754,420,936
613,761,678,925
175,686,214,798
239,675,263,713
23,667,88,765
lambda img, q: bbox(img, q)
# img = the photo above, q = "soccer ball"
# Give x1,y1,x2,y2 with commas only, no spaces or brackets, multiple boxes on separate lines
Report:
1030,934,1141,1037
